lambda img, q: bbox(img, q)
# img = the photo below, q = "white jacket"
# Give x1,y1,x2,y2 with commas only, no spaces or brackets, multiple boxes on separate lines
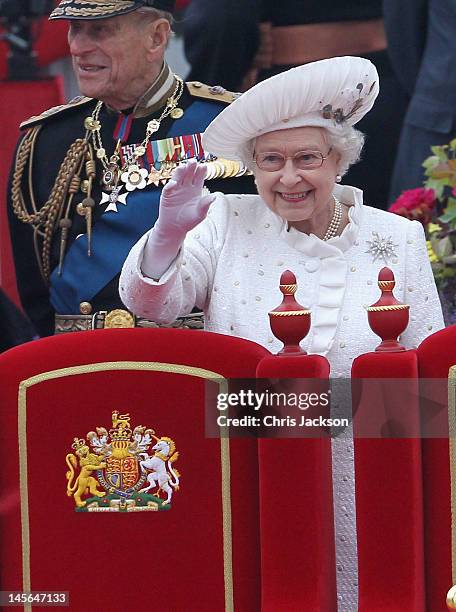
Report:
120,184,444,377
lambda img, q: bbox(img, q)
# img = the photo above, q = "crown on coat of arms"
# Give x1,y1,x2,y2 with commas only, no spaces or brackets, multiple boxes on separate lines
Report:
109,410,132,441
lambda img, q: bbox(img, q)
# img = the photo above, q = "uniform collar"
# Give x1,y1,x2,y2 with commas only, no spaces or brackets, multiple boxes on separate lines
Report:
133,62,177,117
106,62,178,118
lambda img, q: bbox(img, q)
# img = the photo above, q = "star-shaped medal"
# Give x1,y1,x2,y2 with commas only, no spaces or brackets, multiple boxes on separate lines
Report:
159,162,175,184
100,185,128,213
366,232,399,264
147,167,163,187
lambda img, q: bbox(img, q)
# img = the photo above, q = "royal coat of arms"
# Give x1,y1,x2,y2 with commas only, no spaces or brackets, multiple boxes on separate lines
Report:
65,411,181,512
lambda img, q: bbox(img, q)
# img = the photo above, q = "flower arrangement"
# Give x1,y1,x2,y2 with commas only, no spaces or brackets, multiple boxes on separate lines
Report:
390,140,456,285
389,139,456,323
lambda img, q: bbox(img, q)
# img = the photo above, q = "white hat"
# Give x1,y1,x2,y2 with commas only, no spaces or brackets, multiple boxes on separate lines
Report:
202,56,379,162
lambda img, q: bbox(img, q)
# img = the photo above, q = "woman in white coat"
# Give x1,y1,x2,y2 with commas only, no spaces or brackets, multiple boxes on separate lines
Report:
119,55,444,377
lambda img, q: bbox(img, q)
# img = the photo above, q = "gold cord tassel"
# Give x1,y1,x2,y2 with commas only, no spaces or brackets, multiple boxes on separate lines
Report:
82,197,95,256
58,218,72,275
84,152,97,256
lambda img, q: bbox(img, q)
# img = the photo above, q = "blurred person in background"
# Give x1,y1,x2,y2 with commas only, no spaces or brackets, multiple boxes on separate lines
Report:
183,0,409,210
384,0,456,202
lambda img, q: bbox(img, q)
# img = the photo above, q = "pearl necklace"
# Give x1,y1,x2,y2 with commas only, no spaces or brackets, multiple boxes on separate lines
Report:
322,196,342,241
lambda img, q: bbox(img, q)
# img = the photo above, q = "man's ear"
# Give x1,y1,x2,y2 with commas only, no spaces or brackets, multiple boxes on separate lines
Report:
146,18,170,57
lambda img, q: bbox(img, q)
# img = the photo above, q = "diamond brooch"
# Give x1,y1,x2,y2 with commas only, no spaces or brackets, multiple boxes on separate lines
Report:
366,232,399,264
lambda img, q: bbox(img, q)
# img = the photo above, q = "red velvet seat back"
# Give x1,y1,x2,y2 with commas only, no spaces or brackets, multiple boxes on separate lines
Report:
0,329,269,612
352,350,426,612
417,326,456,611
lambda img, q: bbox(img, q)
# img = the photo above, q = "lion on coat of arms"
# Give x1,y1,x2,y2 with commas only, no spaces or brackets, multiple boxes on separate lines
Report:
66,439,106,508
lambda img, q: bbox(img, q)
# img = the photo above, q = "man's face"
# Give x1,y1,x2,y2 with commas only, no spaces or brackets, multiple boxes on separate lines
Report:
68,13,160,109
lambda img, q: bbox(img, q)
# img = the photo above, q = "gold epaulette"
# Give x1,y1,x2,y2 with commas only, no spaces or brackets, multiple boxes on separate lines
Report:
20,96,94,130
186,81,242,105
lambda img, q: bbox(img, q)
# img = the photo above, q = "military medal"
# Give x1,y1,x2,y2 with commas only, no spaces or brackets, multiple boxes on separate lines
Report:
205,161,216,181
100,185,128,213
170,107,184,119
102,163,119,189
121,164,148,191
159,161,175,184
87,76,185,198
147,167,162,187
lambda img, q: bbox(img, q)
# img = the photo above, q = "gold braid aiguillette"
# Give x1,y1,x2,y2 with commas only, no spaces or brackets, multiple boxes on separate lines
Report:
11,132,90,282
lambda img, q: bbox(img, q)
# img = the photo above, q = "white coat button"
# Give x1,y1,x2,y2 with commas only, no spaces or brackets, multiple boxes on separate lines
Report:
305,259,320,273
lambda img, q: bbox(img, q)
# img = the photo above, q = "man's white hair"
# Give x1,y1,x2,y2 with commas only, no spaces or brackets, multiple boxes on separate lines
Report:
135,7,174,26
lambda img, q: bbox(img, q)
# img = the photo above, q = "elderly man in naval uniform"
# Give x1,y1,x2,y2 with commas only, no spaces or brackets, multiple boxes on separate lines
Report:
8,0,253,337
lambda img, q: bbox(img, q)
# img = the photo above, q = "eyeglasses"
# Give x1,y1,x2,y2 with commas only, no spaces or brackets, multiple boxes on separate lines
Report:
254,148,332,172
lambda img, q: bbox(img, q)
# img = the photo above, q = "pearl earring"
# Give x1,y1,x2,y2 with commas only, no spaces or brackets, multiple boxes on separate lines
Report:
335,174,342,183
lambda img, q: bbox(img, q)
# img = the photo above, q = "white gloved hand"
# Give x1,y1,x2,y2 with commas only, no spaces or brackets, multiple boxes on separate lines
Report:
141,159,216,279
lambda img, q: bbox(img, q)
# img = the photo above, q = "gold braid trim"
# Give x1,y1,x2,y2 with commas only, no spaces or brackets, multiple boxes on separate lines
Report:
378,281,394,290
60,0,134,5
279,284,297,294
269,310,311,316
11,130,90,282
60,0,132,5
365,304,410,312
11,127,43,224
52,4,135,17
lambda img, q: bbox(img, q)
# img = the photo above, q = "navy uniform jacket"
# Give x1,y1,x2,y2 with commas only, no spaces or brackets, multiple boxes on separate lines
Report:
385,0,456,201
8,82,254,337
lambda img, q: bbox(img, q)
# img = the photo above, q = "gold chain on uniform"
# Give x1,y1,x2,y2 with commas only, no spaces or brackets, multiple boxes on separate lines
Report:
85,76,184,187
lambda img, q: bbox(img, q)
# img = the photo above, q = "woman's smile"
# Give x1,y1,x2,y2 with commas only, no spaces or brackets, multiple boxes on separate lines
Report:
279,190,312,203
